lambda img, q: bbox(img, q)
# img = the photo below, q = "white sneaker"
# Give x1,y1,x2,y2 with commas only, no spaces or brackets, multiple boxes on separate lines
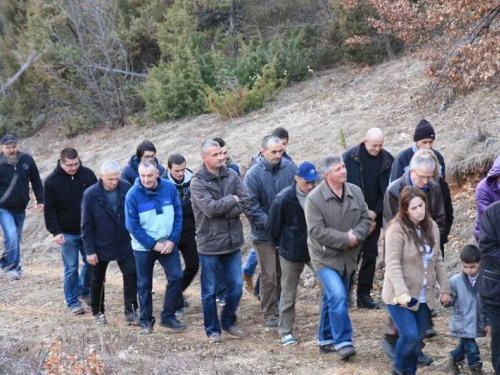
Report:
281,332,297,346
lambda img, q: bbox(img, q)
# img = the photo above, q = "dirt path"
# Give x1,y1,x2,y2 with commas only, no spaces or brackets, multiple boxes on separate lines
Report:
1,56,499,374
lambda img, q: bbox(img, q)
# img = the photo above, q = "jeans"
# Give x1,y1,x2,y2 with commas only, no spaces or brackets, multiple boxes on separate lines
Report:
484,303,500,374
387,303,430,375
450,338,481,368
317,267,353,350
61,233,91,308
356,224,380,296
216,260,228,301
134,249,183,328
90,253,138,316
243,248,258,276
176,235,199,309
0,208,26,271
199,250,243,337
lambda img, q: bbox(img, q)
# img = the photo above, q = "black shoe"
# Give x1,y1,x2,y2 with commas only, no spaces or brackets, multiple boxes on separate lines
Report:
425,328,437,338
338,345,356,360
319,344,336,354
417,351,433,366
160,317,186,331
356,295,380,309
381,339,395,361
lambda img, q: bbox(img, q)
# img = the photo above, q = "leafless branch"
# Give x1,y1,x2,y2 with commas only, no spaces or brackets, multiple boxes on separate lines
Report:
0,51,38,95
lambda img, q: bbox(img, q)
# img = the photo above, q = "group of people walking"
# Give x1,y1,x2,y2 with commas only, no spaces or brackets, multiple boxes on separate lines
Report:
0,120,499,375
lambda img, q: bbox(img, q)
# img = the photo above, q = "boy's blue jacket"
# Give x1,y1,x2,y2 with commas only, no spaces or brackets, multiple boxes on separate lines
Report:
125,177,182,251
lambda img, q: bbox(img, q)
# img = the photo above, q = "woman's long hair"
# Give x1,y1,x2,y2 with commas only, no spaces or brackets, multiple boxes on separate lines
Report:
396,186,435,253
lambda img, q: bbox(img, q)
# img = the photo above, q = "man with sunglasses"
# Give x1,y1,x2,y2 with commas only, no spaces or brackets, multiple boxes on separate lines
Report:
267,161,321,346
343,128,394,310
44,148,97,315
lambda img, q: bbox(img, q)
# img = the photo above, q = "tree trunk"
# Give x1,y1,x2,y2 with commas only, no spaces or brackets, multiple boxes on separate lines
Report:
229,0,238,57
384,32,394,61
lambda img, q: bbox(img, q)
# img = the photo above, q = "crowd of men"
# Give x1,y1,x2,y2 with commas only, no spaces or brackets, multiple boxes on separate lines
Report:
0,120,499,373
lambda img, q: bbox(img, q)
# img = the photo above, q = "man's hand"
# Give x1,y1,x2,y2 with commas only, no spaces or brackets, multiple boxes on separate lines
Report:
368,210,377,221
348,229,358,247
87,254,98,266
161,241,175,255
368,210,377,234
53,234,65,246
233,195,240,203
153,242,166,252
36,203,44,213
440,293,451,306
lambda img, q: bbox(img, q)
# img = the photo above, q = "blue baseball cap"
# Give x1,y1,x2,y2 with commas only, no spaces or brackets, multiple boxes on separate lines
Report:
296,161,321,182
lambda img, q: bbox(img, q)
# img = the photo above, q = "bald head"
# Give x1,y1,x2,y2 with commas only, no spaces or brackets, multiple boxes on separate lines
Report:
363,128,384,156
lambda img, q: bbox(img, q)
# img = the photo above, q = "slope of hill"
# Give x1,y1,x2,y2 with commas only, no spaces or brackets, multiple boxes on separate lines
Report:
1,57,498,374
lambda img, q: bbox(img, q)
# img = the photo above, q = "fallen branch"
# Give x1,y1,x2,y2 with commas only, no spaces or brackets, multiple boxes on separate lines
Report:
88,64,148,78
0,51,38,95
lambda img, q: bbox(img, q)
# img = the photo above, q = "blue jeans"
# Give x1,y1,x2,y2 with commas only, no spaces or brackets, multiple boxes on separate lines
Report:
216,260,227,301
387,303,430,374
243,248,258,276
0,208,26,271
451,338,481,368
134,249,183,328
60,233,91,308
317,267,353,350
199,250,243,337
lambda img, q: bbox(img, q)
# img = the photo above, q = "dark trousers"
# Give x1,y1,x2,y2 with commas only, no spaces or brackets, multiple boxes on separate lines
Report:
134,249,183,328
176,235,199,308
450,338,481,368
484,303,500,374
90,253,138,316
357,224,381,296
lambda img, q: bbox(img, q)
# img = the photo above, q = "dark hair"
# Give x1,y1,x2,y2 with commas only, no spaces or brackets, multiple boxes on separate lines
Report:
396,186,435,252
213,137,226,148
60,148,79,162
136,140,157,160
167,154,186,168
460,244,481,263
271,127,289,141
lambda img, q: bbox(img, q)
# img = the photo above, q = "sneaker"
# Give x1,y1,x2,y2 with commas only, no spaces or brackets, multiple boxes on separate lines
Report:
160,317,186,331
281,332,296,346
93,314,108,325
446,357,460,374
70,305,85,315
175,308,186,317
265,317,279,327
469,363,484,375
7,269,21,281
426,327,437,338
338,345,356,360
417,351,433,366
356,294,380,309
80,294,91,307
216,297,226,307
208,333,222,343
140,325,154,334
125,311,140,326
222,325,246,339
319,344,336,354
243,274,254,294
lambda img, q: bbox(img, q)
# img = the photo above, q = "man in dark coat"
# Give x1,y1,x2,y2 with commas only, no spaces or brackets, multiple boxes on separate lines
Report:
121,140,166,185
0,134,44,279
343,128,393,309
478,201,500,374
44,148,97,315
81,160,138,325
268,161,321,346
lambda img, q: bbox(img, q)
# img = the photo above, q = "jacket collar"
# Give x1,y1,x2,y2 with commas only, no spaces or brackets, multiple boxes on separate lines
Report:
319,180,353,202
256,153,285,172
196,163,230,181
461,271,479,294
92,179,127,201
350,142,393,170
0,151,24,167
165,168,193,185
134,176,163,195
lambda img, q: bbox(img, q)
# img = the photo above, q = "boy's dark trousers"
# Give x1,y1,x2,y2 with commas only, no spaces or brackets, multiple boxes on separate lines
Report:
484,303,500,374
450,338,482,368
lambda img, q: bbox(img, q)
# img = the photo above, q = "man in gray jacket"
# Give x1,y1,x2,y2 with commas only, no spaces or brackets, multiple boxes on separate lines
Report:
305,155,371,360
191,140,250,343
244,135,296,327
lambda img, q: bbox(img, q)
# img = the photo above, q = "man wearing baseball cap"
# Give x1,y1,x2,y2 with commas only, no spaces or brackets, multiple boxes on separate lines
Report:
0,134,44,279
267,161,321,346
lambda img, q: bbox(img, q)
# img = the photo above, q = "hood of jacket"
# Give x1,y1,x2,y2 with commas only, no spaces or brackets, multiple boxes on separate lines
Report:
255,153,287,172
487,155,500,185
128,155,162,172
165,168,193,185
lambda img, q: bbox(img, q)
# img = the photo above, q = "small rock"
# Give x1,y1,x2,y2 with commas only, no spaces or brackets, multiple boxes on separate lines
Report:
118,351,128,361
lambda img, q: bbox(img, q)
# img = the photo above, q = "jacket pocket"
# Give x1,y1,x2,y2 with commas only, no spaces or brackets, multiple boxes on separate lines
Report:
480,267,500,301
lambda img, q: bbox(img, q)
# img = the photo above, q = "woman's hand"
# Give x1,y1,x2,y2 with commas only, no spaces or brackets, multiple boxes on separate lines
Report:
440,293,451,306
397,293,411,307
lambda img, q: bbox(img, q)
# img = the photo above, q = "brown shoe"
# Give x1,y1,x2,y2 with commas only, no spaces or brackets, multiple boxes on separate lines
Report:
446,357,460,374
242,274,254,294
222,325,246,338
338,345,356,360
208,333,222,343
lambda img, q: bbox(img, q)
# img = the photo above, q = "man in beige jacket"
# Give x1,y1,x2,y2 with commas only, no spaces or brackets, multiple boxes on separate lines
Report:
305,155,371,360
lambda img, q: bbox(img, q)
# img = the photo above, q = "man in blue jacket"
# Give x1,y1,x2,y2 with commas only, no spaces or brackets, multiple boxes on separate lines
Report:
244,135,296,327
121,140,166,185
267,161,320,346
125,160,184,334
81,160,138,326
0,134,44,280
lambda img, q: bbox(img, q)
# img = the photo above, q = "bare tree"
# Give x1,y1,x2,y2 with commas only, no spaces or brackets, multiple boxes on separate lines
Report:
0,51,37,95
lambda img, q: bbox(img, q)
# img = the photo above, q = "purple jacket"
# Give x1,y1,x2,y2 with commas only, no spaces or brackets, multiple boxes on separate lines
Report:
475,155,500,239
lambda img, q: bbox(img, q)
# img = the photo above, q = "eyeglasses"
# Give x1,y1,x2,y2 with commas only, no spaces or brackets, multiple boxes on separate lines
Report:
412,170,433,182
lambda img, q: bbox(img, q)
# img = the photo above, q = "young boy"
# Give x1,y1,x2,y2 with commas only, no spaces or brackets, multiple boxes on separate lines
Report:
446,244,490,375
